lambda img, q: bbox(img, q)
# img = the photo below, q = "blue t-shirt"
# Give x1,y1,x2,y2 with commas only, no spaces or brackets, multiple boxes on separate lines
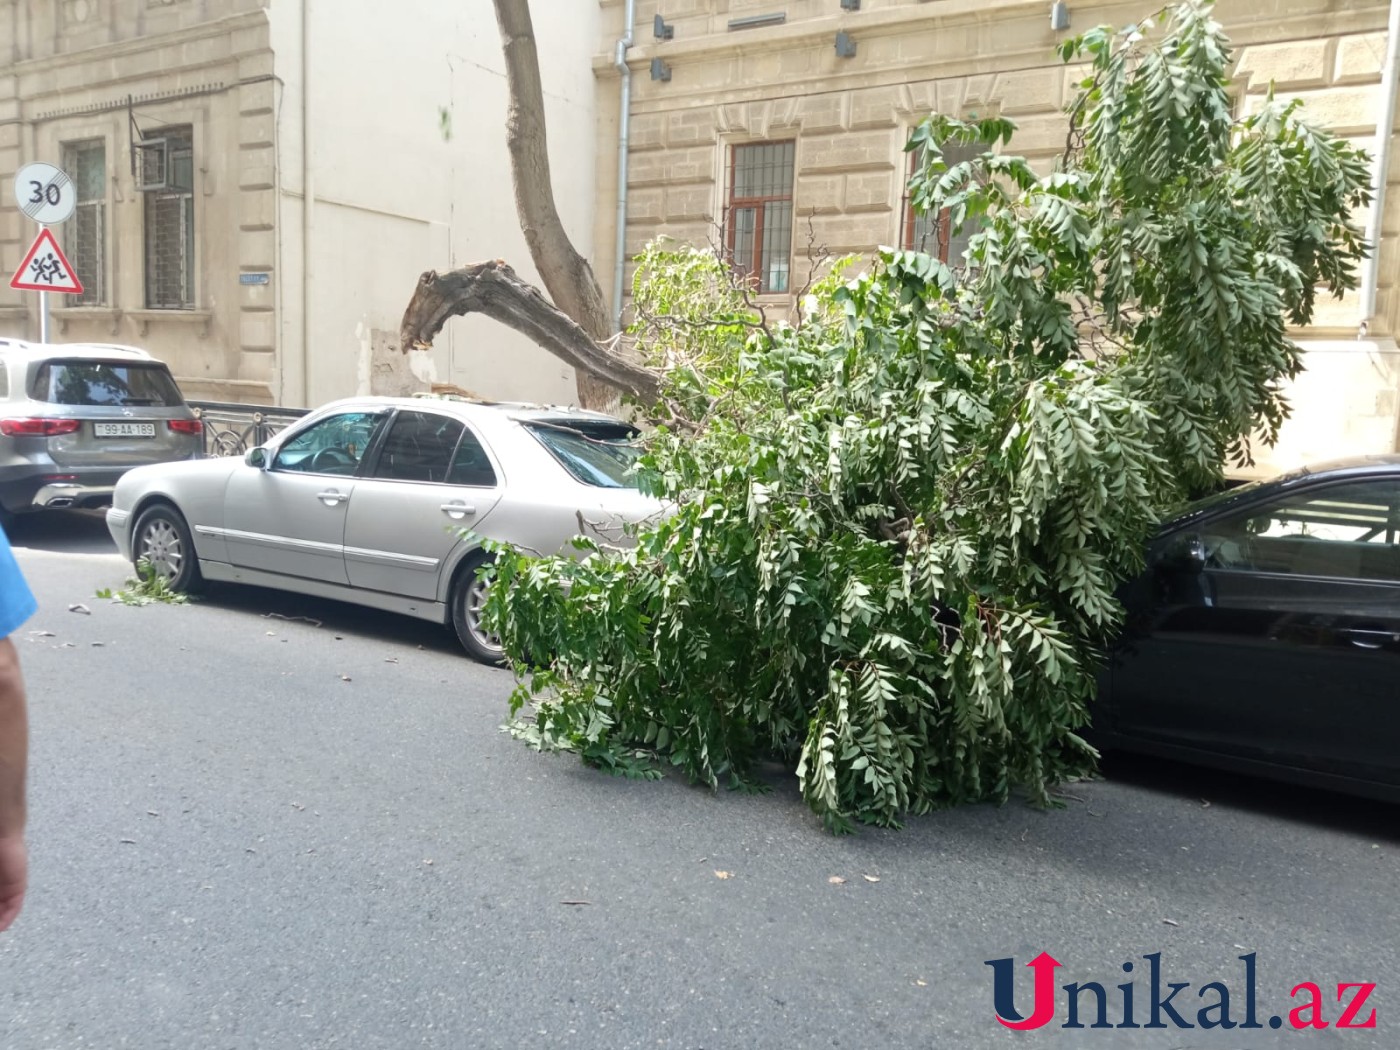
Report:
0,526,36,637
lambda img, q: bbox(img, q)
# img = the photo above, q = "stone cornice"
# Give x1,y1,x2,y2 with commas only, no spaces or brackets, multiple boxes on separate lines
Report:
8,8,269,82
595,0,1389,107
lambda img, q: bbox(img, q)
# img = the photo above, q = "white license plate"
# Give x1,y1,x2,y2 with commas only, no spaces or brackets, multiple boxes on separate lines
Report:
93,422,156,438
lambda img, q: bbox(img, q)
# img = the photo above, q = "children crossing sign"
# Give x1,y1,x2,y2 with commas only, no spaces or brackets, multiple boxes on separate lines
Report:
8,227,83,295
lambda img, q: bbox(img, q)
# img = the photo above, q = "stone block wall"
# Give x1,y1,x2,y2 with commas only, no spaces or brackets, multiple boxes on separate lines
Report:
596,0,1400,466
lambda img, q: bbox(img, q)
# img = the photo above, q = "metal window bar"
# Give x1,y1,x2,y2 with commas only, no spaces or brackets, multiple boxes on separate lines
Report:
726,141,795,294
143,128,195,309
63,141,107,305
70,201,106,306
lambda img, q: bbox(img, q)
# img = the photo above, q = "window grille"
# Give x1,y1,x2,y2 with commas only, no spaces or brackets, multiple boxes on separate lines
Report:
63,141,107,306
726,141,795,294
143,126,195,309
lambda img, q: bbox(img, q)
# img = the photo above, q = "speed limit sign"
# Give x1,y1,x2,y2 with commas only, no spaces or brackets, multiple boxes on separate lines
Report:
13,162,76,225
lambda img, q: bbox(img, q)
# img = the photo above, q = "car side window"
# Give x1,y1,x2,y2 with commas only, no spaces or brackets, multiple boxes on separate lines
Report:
372,411,465,484
273,412,385,476
1201,479,1400,581
445,427,498,487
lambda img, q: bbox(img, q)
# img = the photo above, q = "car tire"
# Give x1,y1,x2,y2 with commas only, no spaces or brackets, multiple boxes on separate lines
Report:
132,503,204,594
451,551,505,666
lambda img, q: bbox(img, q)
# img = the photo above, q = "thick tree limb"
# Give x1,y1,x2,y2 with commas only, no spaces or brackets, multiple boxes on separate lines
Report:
400,261,661,405
493,0,617,408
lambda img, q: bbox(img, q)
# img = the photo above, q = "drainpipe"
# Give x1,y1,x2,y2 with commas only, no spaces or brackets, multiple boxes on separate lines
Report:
1359,0,1400,337
301,0,314,406
611,0,637,331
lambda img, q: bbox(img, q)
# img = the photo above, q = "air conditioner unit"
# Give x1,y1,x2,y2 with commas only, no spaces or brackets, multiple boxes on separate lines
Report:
135,138,169,191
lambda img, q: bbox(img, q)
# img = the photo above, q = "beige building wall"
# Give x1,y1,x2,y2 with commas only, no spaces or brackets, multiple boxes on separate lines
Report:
2,0,602,409
0,0,273,401
594,0,1400,476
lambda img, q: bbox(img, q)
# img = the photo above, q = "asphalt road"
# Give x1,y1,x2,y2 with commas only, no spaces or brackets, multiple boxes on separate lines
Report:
0,511,1395,1050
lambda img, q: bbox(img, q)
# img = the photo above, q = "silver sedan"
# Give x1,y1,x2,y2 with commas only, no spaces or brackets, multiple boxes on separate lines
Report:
105,395,661,662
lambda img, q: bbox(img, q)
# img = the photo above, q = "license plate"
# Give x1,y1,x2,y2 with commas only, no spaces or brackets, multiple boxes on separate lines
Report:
93,422,155,438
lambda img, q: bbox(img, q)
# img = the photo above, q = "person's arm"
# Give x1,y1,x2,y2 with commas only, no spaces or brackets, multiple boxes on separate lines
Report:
0,637,28,932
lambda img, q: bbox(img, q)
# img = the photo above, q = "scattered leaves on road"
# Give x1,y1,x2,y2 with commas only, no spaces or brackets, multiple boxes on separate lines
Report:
1162,918,1180,927
862,874,880,883
714,870,732,880
828,876,846,885
119,838,136,844
68,603,91,615
560,899,592,906
340,675,352,682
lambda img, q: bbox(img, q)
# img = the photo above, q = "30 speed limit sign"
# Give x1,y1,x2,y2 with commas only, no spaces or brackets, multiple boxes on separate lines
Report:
13,162,76,225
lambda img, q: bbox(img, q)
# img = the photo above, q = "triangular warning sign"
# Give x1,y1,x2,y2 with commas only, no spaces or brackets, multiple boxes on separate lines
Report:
9,228,84,295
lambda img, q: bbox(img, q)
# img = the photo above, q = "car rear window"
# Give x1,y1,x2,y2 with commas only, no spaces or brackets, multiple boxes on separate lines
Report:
28,360,185,407
524,419,641,489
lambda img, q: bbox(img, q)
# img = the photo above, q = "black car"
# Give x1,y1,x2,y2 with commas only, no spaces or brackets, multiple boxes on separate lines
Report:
1095,456,1400,802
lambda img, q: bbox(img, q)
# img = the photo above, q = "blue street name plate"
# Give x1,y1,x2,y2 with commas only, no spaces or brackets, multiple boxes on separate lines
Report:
239,272,270,285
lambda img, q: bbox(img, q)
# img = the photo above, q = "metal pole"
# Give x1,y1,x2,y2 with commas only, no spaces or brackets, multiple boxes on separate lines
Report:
38,223,49,344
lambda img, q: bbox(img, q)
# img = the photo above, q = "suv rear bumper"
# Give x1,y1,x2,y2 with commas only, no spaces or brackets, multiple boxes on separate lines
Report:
0,466,130,512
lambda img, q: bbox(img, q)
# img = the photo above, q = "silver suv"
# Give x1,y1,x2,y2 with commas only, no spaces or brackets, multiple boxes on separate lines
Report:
0,338,202,526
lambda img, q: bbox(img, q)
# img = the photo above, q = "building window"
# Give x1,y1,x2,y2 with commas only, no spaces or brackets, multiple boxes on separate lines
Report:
143,126,196,309
902,140,980,264
726,141,794,294
63,141,106,306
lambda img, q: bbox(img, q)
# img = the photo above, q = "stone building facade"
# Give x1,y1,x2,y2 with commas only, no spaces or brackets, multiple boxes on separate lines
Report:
1,0,601,408
592,0,1400,475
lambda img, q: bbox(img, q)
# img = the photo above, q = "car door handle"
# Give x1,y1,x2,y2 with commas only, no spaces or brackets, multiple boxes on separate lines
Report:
316,489,349,506
440,502,477,520
1345,627,1398,650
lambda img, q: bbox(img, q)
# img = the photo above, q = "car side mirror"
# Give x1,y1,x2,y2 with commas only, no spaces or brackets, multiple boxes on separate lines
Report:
245,446,270,469
1155,533,1206,575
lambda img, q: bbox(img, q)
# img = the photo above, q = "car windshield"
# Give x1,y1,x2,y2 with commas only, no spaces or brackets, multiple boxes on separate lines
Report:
28,360,184,407
524,419,641,489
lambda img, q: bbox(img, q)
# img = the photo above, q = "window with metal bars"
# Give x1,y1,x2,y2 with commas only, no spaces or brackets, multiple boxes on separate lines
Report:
726,141,795,294
143,126,196,309
62,140,107,306
902,140,980,264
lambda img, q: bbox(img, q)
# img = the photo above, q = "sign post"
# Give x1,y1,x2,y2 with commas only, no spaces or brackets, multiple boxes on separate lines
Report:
11,162,79,343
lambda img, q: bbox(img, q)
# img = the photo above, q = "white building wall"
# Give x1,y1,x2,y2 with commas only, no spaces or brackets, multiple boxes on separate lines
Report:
271,0,601,409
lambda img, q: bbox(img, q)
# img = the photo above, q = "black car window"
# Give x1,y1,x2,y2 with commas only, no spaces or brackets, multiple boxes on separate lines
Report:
29,360,184,407
1201,479,1400,582
524,420,640,489
445,427,498,487
273,411,385,477
373,411,465,484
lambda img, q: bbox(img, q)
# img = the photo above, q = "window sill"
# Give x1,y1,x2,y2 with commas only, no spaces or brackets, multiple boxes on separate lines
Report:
125,309,212,339
51,307,123,337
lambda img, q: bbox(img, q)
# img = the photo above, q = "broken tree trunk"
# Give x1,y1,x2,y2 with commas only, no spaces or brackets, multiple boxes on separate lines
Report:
399,260,661,406
493,0,618,410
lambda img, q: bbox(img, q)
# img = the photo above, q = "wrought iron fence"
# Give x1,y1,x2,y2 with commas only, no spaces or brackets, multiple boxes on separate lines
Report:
189,400,308,458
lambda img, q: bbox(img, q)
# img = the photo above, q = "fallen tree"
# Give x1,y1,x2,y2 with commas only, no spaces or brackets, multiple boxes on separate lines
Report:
471,2,1370,832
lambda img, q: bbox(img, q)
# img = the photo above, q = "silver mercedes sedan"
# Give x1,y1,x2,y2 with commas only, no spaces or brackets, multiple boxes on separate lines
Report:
105,395,662,663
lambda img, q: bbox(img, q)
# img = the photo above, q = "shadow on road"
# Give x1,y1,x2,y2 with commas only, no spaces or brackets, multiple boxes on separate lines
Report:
195,581,466,658
1099,751,1400,843
6,510,116,556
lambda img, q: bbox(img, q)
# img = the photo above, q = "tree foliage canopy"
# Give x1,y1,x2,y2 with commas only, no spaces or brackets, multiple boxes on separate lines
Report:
483,2,1372,831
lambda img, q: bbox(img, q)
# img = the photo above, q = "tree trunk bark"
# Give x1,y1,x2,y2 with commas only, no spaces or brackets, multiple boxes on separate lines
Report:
400,261,659,405
493,0,619,410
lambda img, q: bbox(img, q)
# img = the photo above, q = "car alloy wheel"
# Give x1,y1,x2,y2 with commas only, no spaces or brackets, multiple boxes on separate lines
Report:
133,504,203,593
452,552,504,665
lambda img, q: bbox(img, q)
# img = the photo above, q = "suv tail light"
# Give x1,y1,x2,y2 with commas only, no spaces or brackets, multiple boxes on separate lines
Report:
0,418,82,437
167,419,203,435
